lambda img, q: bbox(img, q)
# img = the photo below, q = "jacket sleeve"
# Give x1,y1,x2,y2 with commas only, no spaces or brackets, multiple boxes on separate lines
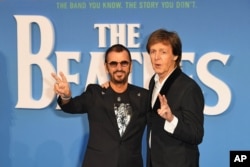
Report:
58,84,96,114
173,83,205,145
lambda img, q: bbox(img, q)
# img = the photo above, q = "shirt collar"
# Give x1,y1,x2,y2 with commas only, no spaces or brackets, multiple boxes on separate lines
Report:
154,67,176,85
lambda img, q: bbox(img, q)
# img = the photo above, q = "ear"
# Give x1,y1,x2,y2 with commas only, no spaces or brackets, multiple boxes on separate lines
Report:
173,55,178,61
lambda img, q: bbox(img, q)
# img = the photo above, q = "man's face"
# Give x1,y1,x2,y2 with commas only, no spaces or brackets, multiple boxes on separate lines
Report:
105,50,131,84
149,42,178,81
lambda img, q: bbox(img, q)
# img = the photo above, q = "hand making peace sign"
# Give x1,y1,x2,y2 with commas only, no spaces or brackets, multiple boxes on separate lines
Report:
157,94,174,122
51,72,71,100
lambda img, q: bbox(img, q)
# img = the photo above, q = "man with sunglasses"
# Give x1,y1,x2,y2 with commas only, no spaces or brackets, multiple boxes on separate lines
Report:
51,44,149,167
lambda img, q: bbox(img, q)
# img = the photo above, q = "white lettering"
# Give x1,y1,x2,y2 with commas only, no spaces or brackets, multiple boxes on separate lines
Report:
110,24,126,46
55,52,81,84
94,24,109,48
127,24,140,48
234,155,247,162
14,17,232,115
85,52,108,86
15,15,55,109
94,24,141,47
241,155,247,162
234,155,241,162
197,52,231,115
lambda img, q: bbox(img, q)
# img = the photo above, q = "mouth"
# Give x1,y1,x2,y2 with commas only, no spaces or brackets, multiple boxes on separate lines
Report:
154,63,161,68
113,71,127,83
114,70,125,74
114,71,125,77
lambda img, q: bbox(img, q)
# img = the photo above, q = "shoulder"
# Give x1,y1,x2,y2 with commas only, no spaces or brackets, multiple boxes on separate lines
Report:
83,84,109,97
128,84,149,95
179,72,199,85
85,84,103,92
86,84,100,89
177,72,203,94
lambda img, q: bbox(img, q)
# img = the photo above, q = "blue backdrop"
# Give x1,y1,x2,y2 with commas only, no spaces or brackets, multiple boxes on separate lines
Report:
1,0,250,167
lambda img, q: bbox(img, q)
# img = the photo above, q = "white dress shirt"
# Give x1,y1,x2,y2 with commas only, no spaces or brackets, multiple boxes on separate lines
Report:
149,71,178,148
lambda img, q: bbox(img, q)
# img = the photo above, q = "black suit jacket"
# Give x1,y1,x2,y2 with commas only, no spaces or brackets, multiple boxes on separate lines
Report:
58,84,149,167
147,68,204,167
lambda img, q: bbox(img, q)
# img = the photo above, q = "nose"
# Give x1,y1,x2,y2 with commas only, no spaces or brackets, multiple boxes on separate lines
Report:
116,63,123,70
154,52,161,60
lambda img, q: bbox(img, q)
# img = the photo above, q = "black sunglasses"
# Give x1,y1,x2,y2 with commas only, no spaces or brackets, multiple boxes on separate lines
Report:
107,61,130,67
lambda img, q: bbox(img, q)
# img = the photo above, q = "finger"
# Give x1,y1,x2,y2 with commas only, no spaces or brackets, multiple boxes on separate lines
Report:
102,82,109,88
51,72,57,80
161,95,168,104
157,108,166,118
159,94,168,104
59,71,68,83
157,108,164,115
53,83,60,94
51,72,61,82
158,94,164,106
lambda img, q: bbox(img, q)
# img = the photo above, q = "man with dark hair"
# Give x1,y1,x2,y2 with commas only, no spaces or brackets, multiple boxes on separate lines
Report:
52,44,149,167
146,29,204,167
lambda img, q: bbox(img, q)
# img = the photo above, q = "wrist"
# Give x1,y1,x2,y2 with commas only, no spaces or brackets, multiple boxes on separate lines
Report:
61,96,71,101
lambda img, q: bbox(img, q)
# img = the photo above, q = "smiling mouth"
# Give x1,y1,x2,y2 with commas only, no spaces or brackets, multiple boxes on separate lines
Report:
114,71,125,78
116,73,123,77
114,71,125,74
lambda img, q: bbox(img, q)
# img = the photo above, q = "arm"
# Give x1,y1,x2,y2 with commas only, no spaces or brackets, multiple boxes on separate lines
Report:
173,85,204,145
157,85,204,145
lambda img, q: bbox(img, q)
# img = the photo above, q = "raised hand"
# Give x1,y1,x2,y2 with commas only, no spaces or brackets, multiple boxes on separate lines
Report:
157,94,174,122
51,71,71,99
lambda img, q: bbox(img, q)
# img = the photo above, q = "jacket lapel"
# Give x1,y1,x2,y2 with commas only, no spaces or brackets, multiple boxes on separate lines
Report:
102,87,121,137
152,68,182,111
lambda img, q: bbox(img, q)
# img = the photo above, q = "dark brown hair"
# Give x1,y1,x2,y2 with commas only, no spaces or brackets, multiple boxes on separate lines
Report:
105,44,132,63
146,29,182,68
